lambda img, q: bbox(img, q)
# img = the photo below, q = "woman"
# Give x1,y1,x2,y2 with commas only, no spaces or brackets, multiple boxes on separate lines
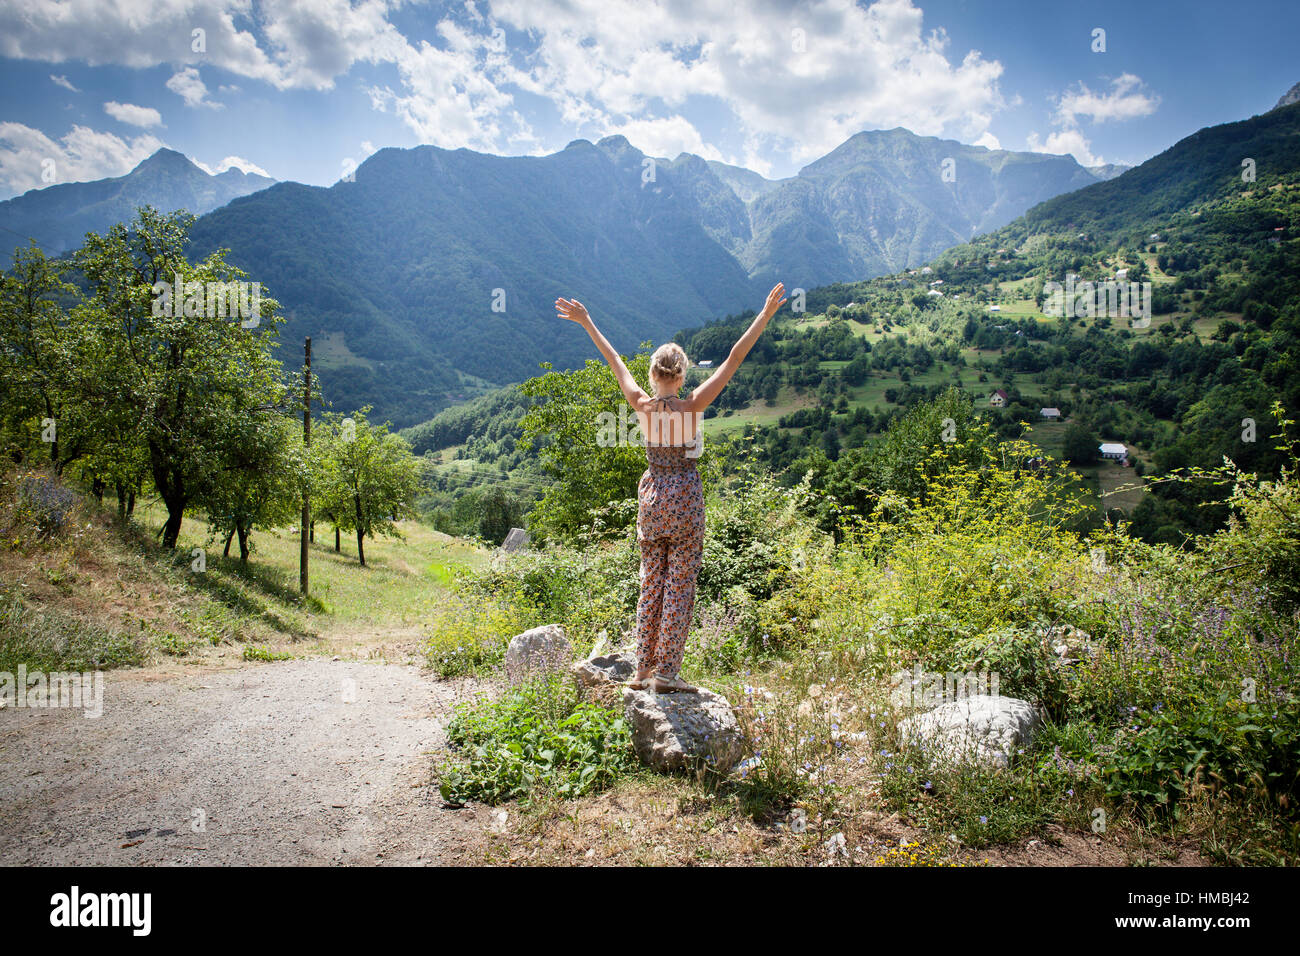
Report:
555,282,787,693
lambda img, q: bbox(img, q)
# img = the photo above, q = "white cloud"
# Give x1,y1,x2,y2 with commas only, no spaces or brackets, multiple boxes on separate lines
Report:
1057,73,1159,125
973,131,1001,150
1026,127,1100,167
481,0,1009,166
0,0,282,82
1028,73,1157,167
603,116,726,163
0,0,1010,169
104,101,163,128
0,121,164,197
50,74,79,92
166,67,222,109
190,154,271,177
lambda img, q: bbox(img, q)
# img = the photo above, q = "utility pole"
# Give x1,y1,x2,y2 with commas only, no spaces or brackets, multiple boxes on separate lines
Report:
300,337,311,595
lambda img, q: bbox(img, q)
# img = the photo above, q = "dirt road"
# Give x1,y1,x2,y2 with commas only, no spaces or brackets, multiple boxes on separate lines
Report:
0,658,492,865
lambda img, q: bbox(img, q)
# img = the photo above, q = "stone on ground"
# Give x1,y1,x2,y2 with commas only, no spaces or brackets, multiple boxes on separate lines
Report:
620,685,744,774
570,649,637,689
897,695,1040,768
503,623,572,684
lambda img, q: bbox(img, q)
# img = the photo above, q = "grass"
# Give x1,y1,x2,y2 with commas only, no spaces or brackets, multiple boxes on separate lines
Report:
133,498,486,633
0,471,488,672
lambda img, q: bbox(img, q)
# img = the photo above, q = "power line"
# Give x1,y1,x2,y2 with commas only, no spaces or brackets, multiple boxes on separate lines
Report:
0,222,63,257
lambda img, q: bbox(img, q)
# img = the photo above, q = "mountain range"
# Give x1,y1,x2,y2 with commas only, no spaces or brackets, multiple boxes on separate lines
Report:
178,130,1120,425
0,148,274,255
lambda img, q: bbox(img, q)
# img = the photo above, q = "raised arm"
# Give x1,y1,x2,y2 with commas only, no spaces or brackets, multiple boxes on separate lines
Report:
682,282,786,413
555,297,653,408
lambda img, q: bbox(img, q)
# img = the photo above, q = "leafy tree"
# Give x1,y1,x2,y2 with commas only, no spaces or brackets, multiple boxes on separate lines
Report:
1062,423,1100,464
72,207,286,549
200,416,305,561
0,243,95,474
318,409,420,565
519,349,681,540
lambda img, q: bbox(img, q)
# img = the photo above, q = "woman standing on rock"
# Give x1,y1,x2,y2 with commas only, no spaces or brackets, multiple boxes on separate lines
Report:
555,282,787,693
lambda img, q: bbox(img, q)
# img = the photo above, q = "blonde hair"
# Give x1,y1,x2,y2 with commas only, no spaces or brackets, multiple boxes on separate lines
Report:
650,342,688,383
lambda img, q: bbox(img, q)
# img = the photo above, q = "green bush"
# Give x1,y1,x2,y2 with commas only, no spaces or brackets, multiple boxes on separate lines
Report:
437,675,637,805
1101,691,1300,819
12,471,78,538
422,590,538,677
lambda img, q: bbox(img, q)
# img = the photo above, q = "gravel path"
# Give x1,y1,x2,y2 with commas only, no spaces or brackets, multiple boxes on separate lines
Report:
0,659,490,865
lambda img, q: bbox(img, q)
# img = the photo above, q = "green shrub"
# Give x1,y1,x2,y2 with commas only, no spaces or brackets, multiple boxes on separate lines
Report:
437,675,636,804
242,644,292,661
12,472,78,538
1101,691,1300,819
878,739,1056,847
423,589,539,677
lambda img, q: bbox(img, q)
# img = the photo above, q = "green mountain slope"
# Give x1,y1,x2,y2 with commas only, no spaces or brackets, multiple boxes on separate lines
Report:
184,131,1107,427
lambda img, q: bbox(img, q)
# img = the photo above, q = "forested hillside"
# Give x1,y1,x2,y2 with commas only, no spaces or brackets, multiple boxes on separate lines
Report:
406,100,1300,549
181,130,1111,428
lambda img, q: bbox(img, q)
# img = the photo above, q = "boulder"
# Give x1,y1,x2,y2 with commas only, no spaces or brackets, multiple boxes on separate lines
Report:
621,685,744,774
897,695,1040,768
571,649,637,690
503,624,572,684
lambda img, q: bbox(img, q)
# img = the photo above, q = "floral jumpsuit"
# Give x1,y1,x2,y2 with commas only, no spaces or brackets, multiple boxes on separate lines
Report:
635,435,706,681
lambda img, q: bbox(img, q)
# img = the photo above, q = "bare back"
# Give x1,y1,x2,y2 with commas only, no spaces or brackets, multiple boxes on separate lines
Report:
635,404,701,446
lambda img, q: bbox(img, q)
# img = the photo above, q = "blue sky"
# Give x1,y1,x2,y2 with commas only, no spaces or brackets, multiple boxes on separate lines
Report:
0,0,1296,199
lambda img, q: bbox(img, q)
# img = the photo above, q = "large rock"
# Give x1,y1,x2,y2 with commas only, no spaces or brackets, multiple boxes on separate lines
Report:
503,624,571,684
571,650,636,690
897,695,1040,768
621,686,744,774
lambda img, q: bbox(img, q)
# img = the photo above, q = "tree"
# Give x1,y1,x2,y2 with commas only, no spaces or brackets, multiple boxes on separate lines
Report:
0,243,95,474
200,416,304,562
1062,423,1100,464
450,485,528,545
808,388,1000,533
319,409,420,566
519,349,670,540
73,207,286,549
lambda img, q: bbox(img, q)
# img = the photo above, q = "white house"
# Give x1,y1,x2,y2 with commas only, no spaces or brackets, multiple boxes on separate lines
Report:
988,304,1001,311
698,360,714,367
1040,407,1061,420
989,389,1009,408
921,266,933,275
1099,442,1128,460
1115,267,1129,279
